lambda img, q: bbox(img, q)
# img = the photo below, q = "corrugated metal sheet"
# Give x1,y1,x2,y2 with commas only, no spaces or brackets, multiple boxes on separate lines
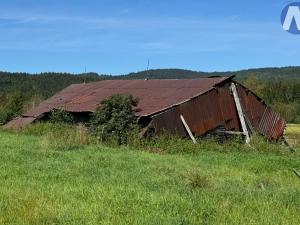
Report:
151,83,241,137
257,107,286,140
236,84,286,140
151,82,286,140
3,116,37,129
23,77,231,118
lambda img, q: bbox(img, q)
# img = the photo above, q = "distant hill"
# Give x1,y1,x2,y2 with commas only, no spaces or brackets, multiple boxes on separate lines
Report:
117,67,300,80
0,72,110,98
0,66,299,98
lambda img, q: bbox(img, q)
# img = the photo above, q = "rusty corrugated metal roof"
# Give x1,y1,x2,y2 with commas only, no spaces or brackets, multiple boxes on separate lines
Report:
3,116,37,129
4,76,286,141
23,77,232,118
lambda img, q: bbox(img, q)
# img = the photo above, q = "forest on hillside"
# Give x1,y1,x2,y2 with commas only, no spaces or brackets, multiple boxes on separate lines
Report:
0,67,299,125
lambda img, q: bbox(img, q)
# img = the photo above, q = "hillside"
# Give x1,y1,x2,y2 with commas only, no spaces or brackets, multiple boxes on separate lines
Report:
0,66,300,98
119,67,300,80
0,72,109,98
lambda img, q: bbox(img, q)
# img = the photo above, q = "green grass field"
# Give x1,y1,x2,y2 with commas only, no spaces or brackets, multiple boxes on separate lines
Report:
1,130,300,224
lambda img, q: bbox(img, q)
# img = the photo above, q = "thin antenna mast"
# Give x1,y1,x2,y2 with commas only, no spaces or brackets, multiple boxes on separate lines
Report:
146,59,150,79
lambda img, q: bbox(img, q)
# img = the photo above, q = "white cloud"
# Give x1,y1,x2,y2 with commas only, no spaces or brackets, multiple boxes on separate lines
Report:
0,9,296,55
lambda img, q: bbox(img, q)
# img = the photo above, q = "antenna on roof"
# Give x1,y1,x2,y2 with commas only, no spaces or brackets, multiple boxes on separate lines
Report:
145,59,150,80
83,65,87,84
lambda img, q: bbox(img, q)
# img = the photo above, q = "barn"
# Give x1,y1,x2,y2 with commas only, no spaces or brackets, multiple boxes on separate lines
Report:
5,76,286,141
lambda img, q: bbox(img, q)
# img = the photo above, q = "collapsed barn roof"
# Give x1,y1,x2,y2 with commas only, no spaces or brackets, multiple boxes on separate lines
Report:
5,76,286,140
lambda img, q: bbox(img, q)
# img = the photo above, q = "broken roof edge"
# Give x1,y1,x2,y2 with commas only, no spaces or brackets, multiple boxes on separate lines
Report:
23,76,235,118
233,81,266,105
141,75,236,118
5,76,235,129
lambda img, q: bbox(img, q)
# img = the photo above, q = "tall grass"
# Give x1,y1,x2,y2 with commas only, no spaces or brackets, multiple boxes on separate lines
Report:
3,122,295,155
0,130,300,224
128,132,294,156
13,122,95,151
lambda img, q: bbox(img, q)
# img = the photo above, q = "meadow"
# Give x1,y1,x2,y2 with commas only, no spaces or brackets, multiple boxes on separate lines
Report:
0,127,300,225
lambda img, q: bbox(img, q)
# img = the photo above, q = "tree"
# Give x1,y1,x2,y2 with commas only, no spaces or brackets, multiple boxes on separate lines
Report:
272,102,298,123
243,75,265,98
90,94,139,145
0,92,24,125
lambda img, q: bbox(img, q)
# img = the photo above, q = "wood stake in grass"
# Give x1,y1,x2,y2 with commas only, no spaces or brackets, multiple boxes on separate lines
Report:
293,169,300,179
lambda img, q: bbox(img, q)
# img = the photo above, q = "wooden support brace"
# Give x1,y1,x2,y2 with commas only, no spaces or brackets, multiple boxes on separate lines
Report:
230,83,250,144
180,115,197,144
293,169,300,180
222,131,244,135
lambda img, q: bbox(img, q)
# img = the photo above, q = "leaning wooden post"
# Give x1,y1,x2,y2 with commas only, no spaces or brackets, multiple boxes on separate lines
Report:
180,115,197,144
230,83,250,144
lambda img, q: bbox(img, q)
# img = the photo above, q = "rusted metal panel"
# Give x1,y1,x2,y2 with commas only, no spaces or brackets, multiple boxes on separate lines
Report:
257,107,286,140
236,84,265,130
151,108,186,136
152,83,241,137
236,83,286,140
152,82,285,141
3,116,37,129
23,77,231,119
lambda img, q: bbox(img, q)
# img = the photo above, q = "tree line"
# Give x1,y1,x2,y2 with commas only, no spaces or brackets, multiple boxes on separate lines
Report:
244,76,300,123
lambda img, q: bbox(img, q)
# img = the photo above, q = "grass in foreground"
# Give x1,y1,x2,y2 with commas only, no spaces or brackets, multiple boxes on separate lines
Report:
0,130,300,224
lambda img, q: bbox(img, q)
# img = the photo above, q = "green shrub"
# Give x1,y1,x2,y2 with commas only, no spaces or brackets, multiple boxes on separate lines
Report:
49,108,74,124
90,94,139,145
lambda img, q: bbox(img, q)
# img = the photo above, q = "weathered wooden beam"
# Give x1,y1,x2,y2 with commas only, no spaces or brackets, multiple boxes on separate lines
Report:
180,115,197,144
222,131,245,135
230,83,250,144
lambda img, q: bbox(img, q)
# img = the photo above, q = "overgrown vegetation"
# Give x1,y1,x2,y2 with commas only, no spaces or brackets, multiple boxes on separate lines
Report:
0,129,299,224
7,121,294,156
12,122,93,151
49,108,74,124
90,94,139,145
0,93,24,125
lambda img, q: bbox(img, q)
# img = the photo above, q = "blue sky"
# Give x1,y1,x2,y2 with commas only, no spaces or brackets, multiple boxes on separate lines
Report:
0,0,299,75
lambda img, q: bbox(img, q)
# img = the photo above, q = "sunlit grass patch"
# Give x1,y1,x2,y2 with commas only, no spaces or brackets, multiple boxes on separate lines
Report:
285,124,300,135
